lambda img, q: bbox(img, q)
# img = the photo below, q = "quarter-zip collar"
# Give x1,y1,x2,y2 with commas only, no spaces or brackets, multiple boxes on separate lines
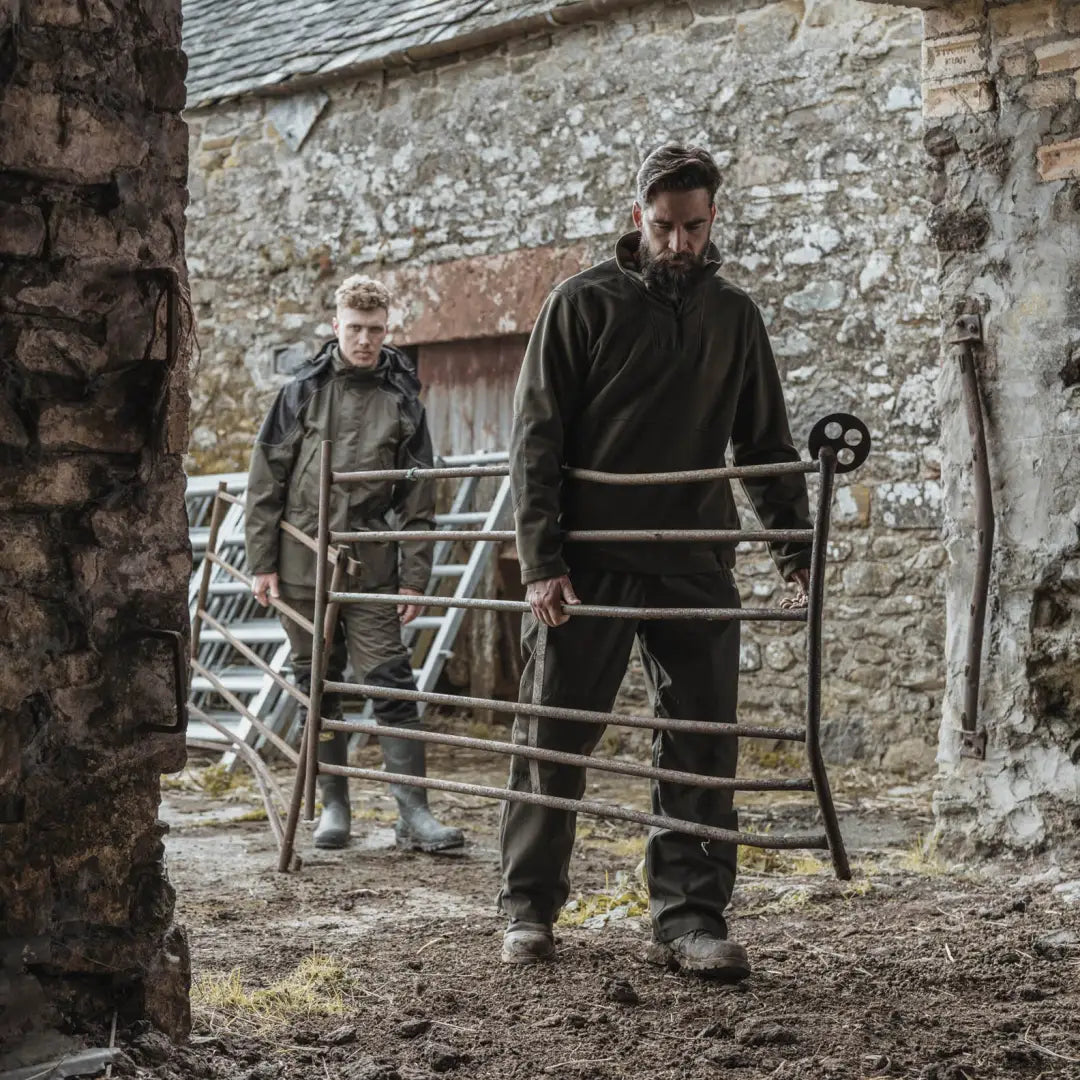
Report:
330,342,390,383
614,230,723,302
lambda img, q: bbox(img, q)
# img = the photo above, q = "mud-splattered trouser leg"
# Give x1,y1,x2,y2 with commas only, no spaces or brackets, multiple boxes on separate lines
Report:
278,588,420,729
278,583,463,850
497,570,741,943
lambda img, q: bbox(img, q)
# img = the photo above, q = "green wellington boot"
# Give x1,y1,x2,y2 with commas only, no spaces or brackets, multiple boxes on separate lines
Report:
380,730,465,852
313,729,351,849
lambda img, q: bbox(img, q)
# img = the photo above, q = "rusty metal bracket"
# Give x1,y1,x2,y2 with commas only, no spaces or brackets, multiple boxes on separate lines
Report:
948,313,992,760
140,628,189,735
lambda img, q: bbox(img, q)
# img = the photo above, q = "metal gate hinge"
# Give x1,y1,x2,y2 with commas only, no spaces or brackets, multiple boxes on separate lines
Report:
960,727,987,760
949,313,983,346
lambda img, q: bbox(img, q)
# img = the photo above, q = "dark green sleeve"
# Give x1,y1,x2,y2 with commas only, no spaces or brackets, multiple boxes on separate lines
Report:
244,385,305,575
511,289,589,585
391,403,436,593
731,304,813,580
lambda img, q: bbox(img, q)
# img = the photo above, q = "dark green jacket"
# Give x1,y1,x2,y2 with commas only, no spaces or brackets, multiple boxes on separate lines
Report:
245,342,435,595
511,232,812,585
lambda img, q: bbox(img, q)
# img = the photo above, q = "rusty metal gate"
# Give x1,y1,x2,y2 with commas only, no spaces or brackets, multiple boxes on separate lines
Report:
242,412,872,879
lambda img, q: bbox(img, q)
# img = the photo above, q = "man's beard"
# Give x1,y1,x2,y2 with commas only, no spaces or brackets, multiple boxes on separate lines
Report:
637,241,705,300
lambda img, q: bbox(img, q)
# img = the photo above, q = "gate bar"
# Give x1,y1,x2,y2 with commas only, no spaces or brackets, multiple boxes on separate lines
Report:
332,459,819,485
186,734,286,849
198,609,312,711
566,461,818,485
331,528,814,544
320,762,828,849
215,486,353,573
323,679,806,742
279,705,312,872
203,555,317,636
187,706,288,852
190,480,228,663
303,441,334,820
322,715,812,793
190,659,300,764
805,448,851,881
327,590,807,623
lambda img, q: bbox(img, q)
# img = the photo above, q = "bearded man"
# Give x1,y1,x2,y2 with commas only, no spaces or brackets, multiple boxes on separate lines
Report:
498,145,812,978
245,275,464,854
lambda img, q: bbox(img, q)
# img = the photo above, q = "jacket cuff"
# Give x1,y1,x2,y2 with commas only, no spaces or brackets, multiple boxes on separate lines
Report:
778,546,813,579
398,572,431,593
521,558,569,586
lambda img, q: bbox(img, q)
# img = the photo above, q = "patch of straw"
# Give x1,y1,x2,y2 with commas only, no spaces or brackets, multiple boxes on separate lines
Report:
897,831,949,876
193,954,351,1033
558,870,649,927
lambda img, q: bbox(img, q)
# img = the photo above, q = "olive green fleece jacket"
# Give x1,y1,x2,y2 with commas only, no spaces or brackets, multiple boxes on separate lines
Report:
245,342,435,596
510,232,813,585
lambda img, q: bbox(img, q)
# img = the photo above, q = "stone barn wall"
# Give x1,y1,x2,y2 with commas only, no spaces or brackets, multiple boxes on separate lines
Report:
0,0,192,1053
923,0,1080,853
183,0,945,769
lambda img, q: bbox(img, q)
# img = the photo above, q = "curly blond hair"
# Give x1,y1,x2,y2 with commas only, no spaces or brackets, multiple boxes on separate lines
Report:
334,275,391,313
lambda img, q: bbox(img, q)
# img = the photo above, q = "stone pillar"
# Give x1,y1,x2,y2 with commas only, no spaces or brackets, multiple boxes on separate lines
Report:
0,0,192,1054
923,0,1080,850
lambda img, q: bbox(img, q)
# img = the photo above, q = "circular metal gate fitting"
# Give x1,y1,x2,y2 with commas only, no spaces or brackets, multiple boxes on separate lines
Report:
808,413,871,473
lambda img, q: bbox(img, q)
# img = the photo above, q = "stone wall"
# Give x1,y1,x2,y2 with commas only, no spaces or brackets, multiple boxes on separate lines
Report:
924,0,1080,853
0,0,192,1053
184,0,946,769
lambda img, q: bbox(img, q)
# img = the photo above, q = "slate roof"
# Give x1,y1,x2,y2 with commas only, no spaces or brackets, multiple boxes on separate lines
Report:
182,0,559,108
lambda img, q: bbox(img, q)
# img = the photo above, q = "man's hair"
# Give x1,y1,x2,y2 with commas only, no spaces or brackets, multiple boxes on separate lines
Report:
636,144,722,206
335,275,391,313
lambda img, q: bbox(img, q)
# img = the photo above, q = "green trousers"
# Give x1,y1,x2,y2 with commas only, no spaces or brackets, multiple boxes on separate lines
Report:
498,570,741,943
279,588,419,726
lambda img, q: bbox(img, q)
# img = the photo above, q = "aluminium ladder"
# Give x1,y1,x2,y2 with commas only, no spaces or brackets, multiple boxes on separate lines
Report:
185,453,512,768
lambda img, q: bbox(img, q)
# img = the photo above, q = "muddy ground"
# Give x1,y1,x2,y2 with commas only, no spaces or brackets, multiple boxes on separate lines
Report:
124,739,1080,1080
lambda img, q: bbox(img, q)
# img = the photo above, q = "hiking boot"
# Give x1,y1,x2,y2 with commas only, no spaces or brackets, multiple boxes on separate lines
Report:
313,729,351,850
380,729,465,853
501,921,554,965
646,931,751,982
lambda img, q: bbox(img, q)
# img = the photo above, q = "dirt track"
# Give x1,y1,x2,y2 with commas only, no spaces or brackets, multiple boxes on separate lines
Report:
127,744,1080,1080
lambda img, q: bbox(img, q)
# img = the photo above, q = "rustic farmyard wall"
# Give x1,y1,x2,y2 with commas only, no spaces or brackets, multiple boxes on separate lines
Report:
184,0,944,771
0,0,192,1052
923,0,1080,853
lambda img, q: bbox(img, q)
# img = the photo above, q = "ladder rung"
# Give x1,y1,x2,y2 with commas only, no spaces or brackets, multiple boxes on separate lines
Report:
207,581,251,596
186,714,247,743
185,723,234,745
199,622,288,645
436,512,489,525
437,451,509,466
429,564,467,578
191,669,267,694
406,616,446,631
